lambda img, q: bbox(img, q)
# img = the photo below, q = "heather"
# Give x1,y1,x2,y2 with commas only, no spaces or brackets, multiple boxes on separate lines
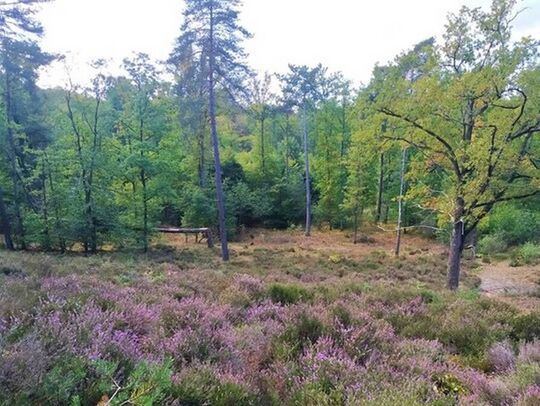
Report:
1,232,539,405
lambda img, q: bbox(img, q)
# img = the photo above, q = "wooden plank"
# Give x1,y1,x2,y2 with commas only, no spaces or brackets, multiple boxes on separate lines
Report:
156,227,209,234
155,227,214,249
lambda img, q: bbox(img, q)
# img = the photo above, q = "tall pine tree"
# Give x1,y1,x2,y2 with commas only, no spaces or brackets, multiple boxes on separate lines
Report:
170,0,252,260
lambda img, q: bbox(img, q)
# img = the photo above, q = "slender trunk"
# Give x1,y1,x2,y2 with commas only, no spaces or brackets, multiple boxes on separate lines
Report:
139,118,149,253
88,99,101,254
0,186,14,250
447,197,465,290
284,115,290,177
141,169,148,253
260,116,265,173
198,110,207,188
4,73,26,249
66,91,96,253
395,149,407,257
302,104,312,237
40,160,51,251
353,210,358,244
376,153,384,222
45,155,66,252
209,5,229,261
353,204,363,244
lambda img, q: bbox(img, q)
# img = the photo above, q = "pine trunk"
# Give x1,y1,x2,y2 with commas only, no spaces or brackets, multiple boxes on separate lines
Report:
209,6,229,261
302,105,312,237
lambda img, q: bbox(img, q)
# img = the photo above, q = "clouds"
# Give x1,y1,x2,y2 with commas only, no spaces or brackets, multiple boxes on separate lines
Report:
37,0,540,88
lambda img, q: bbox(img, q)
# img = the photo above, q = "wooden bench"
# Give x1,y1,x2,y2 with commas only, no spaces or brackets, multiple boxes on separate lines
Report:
155,227,214,248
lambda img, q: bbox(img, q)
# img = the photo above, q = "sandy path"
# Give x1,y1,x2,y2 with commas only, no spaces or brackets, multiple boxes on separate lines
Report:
479,261,539,296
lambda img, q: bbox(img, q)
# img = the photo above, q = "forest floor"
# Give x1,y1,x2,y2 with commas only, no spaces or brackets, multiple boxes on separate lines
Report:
163,227,539,310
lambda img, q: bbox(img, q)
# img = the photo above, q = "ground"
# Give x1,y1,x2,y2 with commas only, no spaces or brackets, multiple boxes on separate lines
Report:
1,229,539,405
479,260,540,312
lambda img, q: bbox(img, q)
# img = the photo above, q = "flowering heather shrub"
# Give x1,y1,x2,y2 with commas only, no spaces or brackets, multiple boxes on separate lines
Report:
516,385,540,406
1,247,539,405
295,336,363,392
487,341,516,373
0,335,49,396
518,340,540,364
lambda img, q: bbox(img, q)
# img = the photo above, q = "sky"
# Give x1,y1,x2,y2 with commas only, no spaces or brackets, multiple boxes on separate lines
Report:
37,0,540,88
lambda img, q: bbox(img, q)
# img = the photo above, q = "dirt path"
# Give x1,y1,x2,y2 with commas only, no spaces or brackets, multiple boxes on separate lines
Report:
479,260,540,311
479,261,539,295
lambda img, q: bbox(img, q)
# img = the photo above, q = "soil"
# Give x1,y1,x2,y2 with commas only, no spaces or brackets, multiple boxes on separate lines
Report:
479,260,540,312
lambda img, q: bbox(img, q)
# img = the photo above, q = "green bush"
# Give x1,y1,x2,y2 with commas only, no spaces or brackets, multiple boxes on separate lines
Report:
275,313,325,358
32,357,118,406
392,298,516,356
478,234,508,255
170,367,255,406
511,313,540,342
268,283,312,305
480,205,539,246
289,383,346,406
516,243,540,266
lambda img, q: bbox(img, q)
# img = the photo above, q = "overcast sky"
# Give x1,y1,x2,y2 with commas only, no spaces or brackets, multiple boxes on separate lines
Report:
37,0,540,88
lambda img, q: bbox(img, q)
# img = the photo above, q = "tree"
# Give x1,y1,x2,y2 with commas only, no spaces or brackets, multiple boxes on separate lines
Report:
0,0,53,249
171,0,252,260
373,0,540,289
120,54,163,252
342,122,377,243
249,72,275,176
64,63,113,253
280,64,326,236
313,73,352,228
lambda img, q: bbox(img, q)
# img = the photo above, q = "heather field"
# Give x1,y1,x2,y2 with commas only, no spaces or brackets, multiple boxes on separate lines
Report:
1,230,539,405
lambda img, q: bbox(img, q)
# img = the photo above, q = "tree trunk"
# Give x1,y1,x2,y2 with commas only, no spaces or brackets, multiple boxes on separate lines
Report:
260,116,265,174
40,161,51,251
209,6,229,261
141,168,148,253
198,112,207,188
353,210,358,244
376,153,384,222
4,73,26,249
0,186,14,250
447,197,465,290
302,104,312,237
45,155,66,253
395,149,407,257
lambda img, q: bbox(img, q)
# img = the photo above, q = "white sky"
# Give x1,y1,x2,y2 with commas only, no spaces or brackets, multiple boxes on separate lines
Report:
37,0,540,88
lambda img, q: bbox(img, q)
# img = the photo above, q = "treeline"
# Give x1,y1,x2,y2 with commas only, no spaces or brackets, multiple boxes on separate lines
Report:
0,0,539,289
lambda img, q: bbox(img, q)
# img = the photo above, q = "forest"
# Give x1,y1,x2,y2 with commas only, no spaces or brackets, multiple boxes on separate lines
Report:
1,0,540,404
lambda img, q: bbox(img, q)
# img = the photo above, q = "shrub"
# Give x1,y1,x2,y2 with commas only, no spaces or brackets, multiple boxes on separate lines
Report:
432,373,467,397
394,298,515,356
486,342,515,373
511,313,540,342
37,357,120,405
276,313,325,358
171,367,255,406
481,205,539,245
516,385,540,406
268,284,312,305
478,234,508,255
113,361,173,406
518,341,540,364
514,243,540,266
